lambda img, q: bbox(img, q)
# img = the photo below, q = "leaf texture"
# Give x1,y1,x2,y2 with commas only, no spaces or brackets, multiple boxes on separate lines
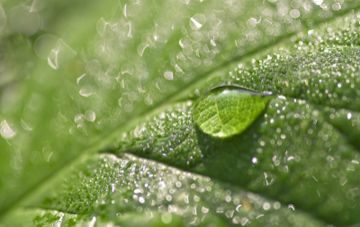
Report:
1,0,360,226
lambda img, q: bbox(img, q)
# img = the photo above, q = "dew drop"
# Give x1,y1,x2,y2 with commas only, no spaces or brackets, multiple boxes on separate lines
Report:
74,114,84,128
79,86,94,97
33,34,58,60
85,111,96,122
262,202,271,211
273,202,281,210
193,85,272,138
163,71,174,80
138,196,145,204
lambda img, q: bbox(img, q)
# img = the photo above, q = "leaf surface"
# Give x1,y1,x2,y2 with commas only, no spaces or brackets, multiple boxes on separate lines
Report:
1,0,360,226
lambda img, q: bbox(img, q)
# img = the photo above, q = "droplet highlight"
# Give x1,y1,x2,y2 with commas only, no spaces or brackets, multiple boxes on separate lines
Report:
0,120,16,139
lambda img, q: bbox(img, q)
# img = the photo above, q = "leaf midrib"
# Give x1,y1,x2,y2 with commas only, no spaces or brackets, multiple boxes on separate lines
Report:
1,6,359,221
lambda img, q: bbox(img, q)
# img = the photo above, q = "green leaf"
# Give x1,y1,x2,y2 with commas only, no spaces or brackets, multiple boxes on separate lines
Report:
1,0,360,226
111,10,360,226
2,154,324,227
193,86,272,138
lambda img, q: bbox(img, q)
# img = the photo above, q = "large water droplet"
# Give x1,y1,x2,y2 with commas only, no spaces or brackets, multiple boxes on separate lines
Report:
193,85,272,138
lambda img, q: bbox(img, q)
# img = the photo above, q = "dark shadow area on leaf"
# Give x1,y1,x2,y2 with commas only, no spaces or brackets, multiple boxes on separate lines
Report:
192,100,360,226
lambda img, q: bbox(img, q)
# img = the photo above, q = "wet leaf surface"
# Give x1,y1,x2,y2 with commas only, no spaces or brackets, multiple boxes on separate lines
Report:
1,0,360,226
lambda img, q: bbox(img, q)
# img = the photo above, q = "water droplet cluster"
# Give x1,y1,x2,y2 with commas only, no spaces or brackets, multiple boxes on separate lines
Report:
205,13,360,111
115,96,360,224
75,0,357,137
118,101,202,167
34,154,321,226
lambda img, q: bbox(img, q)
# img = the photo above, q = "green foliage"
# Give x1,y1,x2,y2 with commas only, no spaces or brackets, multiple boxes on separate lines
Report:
1,0,360,226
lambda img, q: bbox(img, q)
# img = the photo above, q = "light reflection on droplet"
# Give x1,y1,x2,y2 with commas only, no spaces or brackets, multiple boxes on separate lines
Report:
288,204,296,211
347,112,352,120
55,213,64,226
123,4,128,18
76,74,86,85
247,17,261,27
137,43,149,57
189,16,203,30
110,183,116,193
313,0,323,6
201,206,209,214
47,48,59,70
251,157,258,164
88,216,97,227
0,120,16,139
46,39,76,70
79,86,94,97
